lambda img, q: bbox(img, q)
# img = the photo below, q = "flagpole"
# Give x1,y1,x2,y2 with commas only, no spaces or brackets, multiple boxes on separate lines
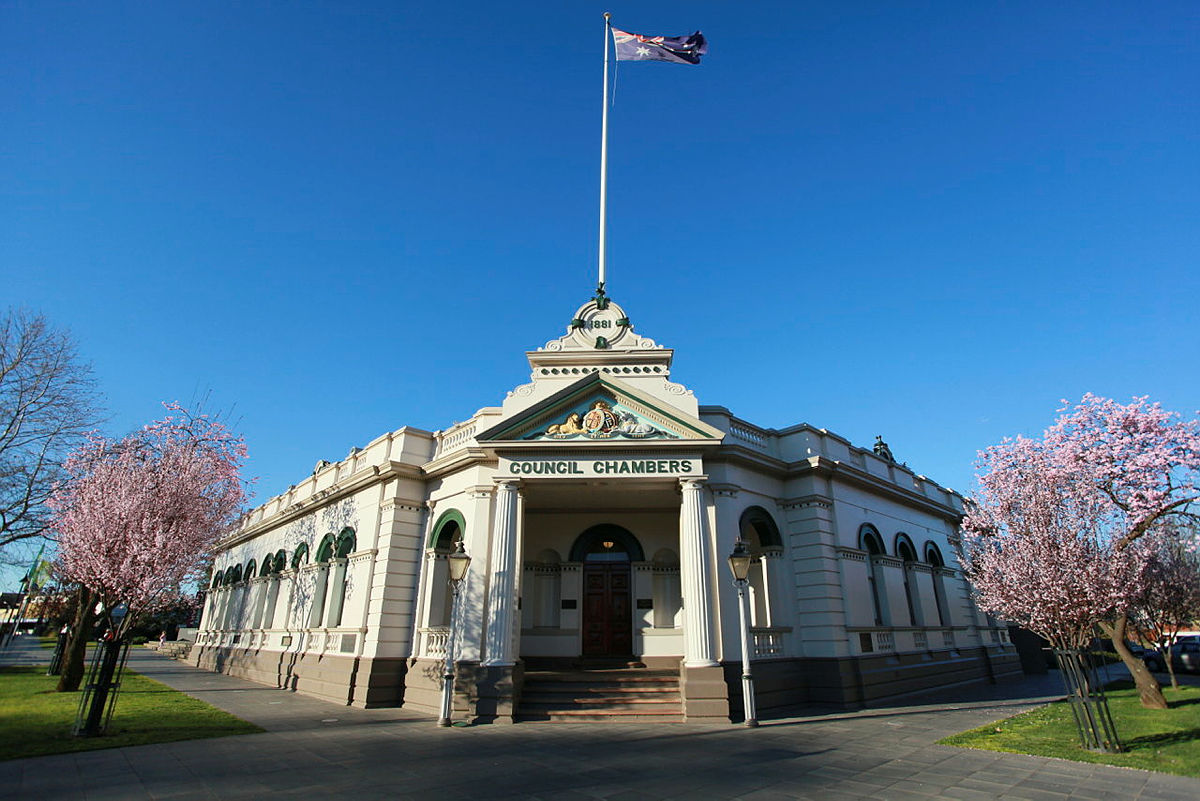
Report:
597,12,612,294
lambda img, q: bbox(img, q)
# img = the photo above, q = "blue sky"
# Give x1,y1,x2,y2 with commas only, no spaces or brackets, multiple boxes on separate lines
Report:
3,2,1198,585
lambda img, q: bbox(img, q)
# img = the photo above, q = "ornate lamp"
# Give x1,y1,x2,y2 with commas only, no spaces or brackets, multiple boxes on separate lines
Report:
447,540,471,584
439,540,471,727
727,538,758,727
727,539,753,583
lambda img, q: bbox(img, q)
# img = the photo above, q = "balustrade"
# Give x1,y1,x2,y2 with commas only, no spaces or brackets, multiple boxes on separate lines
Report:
421,626,450,658
751,628,784,657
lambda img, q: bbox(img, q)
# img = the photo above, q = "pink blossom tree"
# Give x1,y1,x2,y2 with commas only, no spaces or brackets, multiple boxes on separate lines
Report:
51,404,247,638
963,394,1200,711
1130,522,1200,690
48,404,247,730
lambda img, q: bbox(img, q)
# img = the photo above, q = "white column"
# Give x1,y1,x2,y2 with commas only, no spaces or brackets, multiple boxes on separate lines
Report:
680,478,718,667
482,479,521,667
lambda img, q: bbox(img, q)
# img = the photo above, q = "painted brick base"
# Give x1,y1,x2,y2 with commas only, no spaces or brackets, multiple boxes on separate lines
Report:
191,645,408,708
724,645,1025,717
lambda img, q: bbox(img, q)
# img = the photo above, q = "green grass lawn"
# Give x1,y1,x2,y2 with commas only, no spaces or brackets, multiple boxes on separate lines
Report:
939,681,1200,777
0,665,262,760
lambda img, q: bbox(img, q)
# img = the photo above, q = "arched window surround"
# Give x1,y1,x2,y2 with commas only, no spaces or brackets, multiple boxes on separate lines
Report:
924,540,950,627
739,506,784,628
859,524,885,555
424,510,467,631
428,509,466,550
858,524,887,626
316,532,336,563
568,524,645,562
291,542,310,570
894,533,919,626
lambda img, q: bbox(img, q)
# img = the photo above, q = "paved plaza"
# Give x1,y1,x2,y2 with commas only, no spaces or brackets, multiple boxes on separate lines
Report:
2,639,1198,800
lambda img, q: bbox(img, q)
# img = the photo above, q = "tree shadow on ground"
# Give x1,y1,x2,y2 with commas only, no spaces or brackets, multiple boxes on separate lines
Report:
1124,727,1200,750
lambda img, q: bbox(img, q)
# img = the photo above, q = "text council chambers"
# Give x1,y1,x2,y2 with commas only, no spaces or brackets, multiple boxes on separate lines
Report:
500,457,702,477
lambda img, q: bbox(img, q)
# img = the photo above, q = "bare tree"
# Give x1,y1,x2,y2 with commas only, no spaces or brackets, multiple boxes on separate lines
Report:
0,310,103,551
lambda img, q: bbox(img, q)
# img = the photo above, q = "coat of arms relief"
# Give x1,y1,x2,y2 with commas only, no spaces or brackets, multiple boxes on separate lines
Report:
542,400,667,440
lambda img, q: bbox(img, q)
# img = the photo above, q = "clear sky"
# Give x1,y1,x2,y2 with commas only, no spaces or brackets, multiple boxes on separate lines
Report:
3,2,1198,586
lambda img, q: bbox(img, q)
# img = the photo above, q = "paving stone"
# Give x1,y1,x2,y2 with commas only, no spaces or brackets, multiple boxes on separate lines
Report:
3,639,1199,801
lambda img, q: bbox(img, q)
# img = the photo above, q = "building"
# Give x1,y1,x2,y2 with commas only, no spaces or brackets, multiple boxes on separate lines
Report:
193,292,1020,721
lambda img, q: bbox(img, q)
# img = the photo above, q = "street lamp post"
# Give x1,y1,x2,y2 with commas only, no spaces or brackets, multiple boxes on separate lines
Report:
727,538,758,727
438,540,471,727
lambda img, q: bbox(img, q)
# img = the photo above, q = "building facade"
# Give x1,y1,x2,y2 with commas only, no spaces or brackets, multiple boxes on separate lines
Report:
193,294,1020,721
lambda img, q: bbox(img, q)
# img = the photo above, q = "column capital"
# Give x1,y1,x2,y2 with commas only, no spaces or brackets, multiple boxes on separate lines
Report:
679,476,708,491
494,477,522,489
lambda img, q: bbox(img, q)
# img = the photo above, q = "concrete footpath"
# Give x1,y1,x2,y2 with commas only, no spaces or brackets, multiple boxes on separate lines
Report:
2,639,1198,800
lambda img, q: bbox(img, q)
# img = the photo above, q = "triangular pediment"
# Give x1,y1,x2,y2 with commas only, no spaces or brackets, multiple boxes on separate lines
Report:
477,373,724,444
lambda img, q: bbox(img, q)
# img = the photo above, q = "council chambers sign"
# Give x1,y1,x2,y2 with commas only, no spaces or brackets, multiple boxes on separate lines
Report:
499,455,703,478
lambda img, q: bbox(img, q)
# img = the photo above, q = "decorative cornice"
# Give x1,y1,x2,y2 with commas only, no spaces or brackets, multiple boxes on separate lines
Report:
778,494,833,511
381,499,422,515
836,546,866,562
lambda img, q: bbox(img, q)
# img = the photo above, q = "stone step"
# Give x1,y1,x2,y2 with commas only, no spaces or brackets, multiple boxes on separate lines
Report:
517,709,685,723
517,666,683,723
522,687,680,699
520,695,681,709
523,670,677,683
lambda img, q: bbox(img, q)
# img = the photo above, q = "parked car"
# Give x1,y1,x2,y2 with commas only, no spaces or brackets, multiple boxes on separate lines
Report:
1143,636,1200,673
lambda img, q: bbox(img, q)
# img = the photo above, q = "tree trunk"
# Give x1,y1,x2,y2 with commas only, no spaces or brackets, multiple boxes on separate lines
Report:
56,586,95,693
1165,647,1180,690
1100,616,1168,710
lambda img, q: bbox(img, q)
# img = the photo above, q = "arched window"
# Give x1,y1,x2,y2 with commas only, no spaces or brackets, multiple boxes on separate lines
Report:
335,527,356,557
859,524,887,626
895,533,919,626
739,507,783,628
321,527,356,627
262,550,286,629
568,524,645,562
291,542,309,570
925,542,950,627
212,570,224,589
427,511,466,628
430,510,465,550
315,533,336,563
651,548,682,629
243,560,257,582
221,564,243,629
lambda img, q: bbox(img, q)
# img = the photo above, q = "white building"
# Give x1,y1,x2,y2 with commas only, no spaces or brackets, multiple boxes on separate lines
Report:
194,293,1019,721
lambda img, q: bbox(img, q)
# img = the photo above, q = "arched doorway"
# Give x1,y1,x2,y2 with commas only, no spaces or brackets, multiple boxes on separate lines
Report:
570,524,643,658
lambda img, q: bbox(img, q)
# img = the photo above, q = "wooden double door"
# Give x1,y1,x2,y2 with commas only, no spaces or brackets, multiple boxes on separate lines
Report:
582,561,632,657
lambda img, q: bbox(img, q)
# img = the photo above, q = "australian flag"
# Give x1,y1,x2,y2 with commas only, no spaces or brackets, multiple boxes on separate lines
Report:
612,28,707,65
